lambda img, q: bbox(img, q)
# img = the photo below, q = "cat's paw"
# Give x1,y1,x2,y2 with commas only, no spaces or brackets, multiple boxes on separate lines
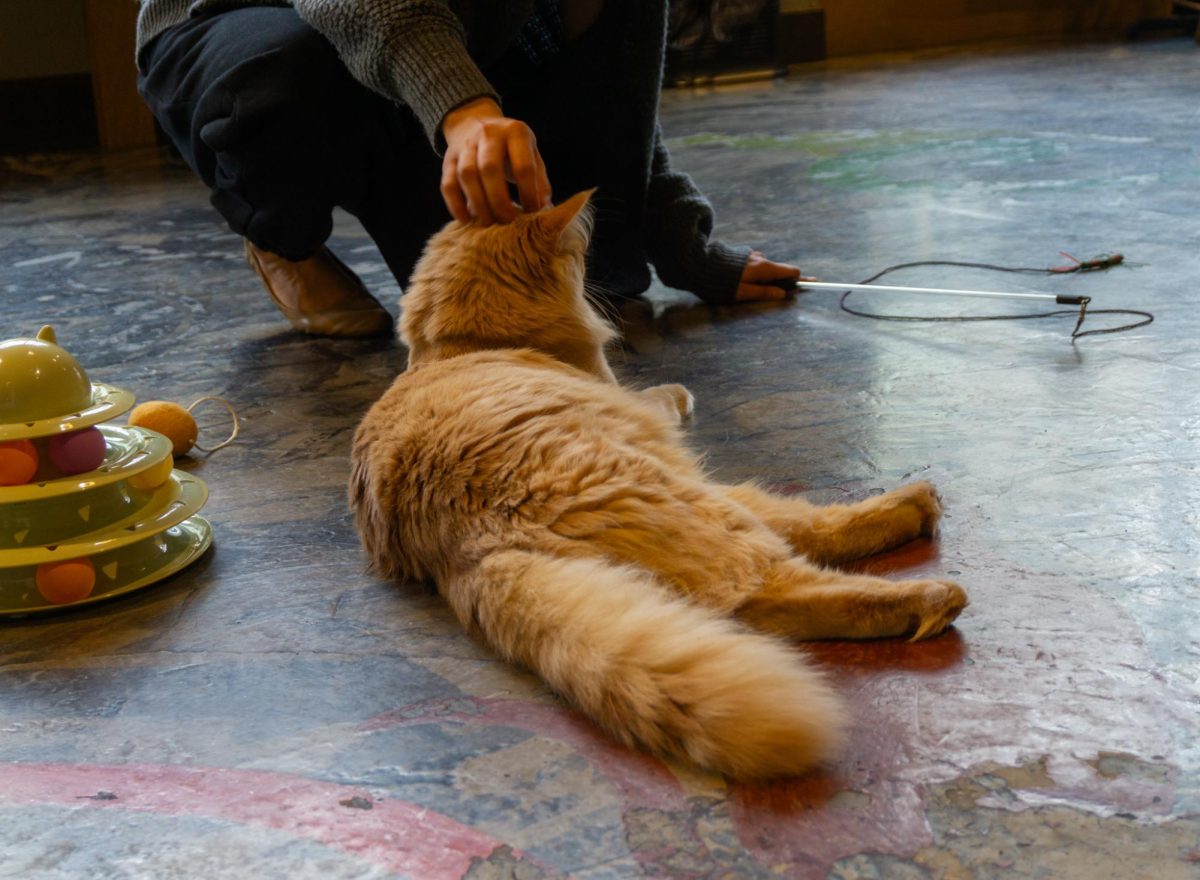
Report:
644,383,694,421
894,480,942,536
908,579,967,641
669,384,695,419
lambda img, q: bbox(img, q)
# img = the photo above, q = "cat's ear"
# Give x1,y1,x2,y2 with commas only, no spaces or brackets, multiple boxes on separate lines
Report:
536,189,595,249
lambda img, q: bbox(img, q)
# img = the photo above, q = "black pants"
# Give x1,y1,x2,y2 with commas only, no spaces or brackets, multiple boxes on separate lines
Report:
137,6,645,293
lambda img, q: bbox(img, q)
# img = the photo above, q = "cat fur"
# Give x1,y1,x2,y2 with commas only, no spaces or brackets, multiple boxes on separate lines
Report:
350,191,967,778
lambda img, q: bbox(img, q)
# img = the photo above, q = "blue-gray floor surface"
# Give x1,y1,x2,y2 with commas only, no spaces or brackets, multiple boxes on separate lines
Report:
2,38,1198,879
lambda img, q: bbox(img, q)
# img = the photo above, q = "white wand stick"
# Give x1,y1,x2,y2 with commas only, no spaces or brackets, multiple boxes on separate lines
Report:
774,278,1089,306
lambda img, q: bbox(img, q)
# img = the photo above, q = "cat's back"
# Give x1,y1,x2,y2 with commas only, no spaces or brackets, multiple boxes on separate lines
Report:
360,348,626,439
354,349,683,485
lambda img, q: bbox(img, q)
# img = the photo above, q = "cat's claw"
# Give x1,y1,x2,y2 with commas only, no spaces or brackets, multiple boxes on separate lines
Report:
909,580,967,641
896,480,943,536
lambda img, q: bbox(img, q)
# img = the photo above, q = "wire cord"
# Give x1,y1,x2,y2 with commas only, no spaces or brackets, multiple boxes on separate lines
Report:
835,256,1153,339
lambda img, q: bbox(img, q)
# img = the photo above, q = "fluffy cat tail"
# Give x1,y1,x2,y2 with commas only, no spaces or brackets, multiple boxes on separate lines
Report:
443,550,845,779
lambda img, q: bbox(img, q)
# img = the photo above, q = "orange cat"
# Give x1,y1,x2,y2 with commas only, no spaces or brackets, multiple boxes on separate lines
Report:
350,191,967,778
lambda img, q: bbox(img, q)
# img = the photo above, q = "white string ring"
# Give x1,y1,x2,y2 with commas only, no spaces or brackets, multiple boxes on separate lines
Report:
187,396,240,454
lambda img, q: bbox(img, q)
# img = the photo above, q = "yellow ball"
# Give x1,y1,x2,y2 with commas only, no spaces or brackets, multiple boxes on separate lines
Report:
128,455,174,491
129,401,198,456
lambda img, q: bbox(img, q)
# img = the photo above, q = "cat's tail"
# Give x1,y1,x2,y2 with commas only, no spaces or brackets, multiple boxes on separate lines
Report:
443,550,845,779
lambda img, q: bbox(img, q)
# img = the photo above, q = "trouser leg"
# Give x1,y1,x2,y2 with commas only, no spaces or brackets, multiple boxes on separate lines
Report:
137,8,444,283
562,0,604,40
491,0,653,298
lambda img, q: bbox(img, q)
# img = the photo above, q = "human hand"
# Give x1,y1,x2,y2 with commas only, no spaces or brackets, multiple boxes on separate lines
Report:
736,250,814,302
440,97,552,225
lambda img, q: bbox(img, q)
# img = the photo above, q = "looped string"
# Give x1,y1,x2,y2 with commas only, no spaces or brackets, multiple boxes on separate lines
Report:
837,256,1153,339
187,396,240,454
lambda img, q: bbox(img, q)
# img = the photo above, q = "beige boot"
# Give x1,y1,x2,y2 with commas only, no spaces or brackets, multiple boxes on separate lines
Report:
244,240,394,338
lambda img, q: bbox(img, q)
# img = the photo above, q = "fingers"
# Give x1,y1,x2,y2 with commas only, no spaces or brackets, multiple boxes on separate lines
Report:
736,253,812,302
441,115,551,225
508,131,551,213
736,282,790,303
440,158,471,224
533,150,550,207
743,255,802,284
734,250,801,302
448,139,504,224
443,148,489,224
478,135,514,223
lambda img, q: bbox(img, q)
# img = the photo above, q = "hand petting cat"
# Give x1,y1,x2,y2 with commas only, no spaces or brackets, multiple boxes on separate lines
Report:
441,100,808,304
441,97,552,225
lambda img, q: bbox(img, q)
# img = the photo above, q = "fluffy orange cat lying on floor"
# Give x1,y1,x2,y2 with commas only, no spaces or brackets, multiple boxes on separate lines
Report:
350,191,967,779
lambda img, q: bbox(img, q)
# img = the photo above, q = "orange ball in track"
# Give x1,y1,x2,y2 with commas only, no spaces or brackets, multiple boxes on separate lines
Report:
0,438,39,486
35,558,97,605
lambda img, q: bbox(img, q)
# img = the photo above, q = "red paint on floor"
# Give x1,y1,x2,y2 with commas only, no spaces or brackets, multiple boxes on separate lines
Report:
0,762,514,877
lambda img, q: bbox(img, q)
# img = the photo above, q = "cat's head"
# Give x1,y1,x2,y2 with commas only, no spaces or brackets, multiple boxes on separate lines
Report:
399,190,617,381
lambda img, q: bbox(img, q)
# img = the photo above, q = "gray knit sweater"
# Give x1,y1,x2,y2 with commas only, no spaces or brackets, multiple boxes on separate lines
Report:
135,0,749,303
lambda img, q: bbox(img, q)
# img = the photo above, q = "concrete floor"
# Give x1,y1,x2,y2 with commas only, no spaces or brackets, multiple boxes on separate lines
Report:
2,37,1198,879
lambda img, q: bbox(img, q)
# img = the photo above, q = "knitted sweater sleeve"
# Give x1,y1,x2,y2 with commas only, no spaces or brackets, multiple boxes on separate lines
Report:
643,124,749,304
291,0,498,148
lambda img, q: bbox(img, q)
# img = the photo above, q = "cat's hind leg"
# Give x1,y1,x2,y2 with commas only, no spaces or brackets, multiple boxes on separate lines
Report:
440,549,843,778
735,557,966,642
724,481,942,567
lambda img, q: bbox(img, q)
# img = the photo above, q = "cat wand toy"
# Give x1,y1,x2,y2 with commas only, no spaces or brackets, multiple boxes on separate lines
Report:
772,278,1093,335
765,254,1152,338
776,278,1090,306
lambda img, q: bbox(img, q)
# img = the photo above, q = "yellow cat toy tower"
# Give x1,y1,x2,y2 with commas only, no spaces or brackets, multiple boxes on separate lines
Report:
0,326,212,616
